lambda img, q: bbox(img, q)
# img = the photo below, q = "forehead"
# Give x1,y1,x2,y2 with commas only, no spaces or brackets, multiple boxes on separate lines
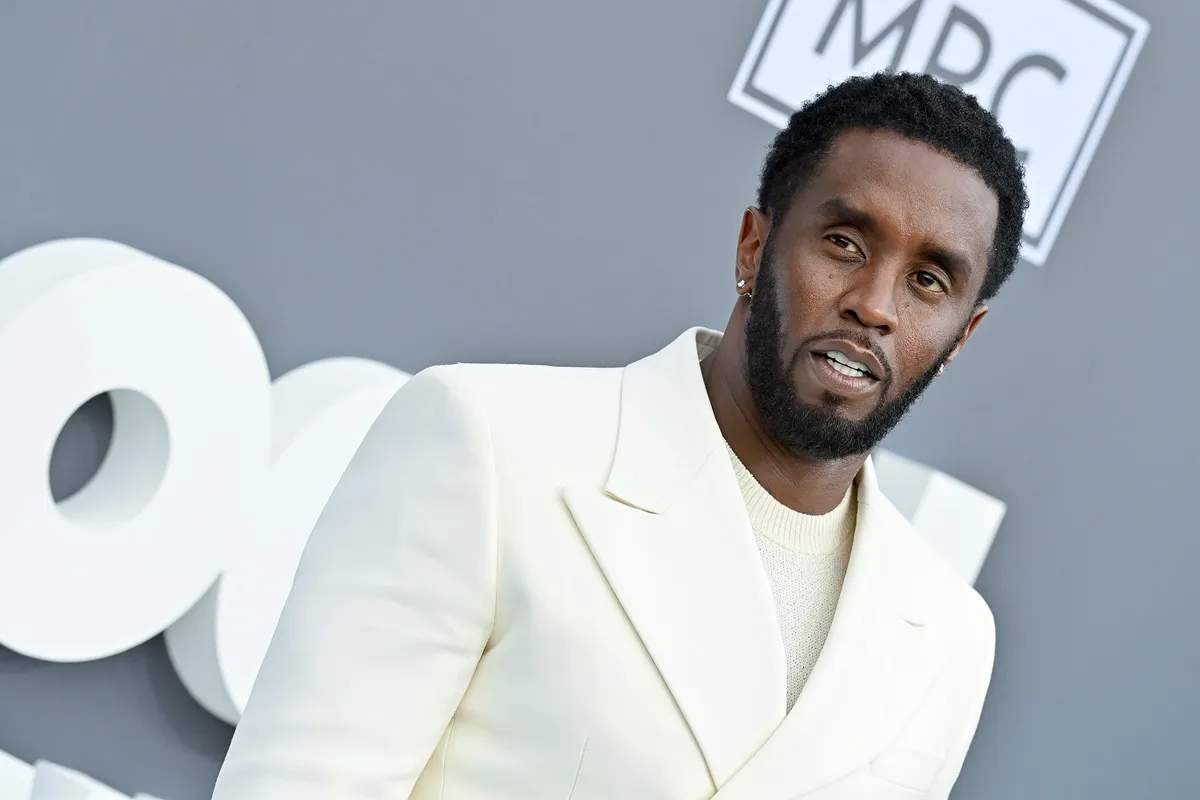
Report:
790,129,999,273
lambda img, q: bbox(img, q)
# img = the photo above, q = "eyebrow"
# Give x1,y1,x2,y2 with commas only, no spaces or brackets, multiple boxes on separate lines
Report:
817,196,977,279
816,197,877,233
918,241,975,279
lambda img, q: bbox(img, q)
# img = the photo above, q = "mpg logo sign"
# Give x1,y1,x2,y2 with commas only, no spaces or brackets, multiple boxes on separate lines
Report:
729,0,1149,266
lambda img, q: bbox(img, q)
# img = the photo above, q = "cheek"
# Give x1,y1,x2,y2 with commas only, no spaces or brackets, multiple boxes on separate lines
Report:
780,254,845,322
894,324,961,377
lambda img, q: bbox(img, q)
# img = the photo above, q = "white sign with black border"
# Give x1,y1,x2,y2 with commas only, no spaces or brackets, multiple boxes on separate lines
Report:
729,0,1150,266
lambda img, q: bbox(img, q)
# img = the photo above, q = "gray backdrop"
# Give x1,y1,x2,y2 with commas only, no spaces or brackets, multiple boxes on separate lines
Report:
0,0,1193,798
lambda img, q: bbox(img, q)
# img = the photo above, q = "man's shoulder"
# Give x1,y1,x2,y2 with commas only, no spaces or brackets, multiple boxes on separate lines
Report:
415,361,622,403
393,327,711,420
387,361,624,436
868,491,996,642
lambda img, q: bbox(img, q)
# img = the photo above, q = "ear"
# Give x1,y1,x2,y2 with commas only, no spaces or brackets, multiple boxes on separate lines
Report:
942,304,989,367
735,207,771,291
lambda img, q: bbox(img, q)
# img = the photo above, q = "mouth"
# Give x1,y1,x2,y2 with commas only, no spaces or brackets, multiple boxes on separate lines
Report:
806,349,882,396
807,338,886,381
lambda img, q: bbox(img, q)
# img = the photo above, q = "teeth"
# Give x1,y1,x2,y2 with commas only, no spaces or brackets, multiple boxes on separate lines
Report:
825,350,870,376
828,359,864,378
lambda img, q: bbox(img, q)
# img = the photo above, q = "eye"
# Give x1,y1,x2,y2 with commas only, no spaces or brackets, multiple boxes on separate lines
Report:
912,270,947,293
827,234,862,254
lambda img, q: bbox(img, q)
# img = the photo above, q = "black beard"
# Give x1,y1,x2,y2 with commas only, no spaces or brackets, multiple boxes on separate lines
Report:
743,240,959,461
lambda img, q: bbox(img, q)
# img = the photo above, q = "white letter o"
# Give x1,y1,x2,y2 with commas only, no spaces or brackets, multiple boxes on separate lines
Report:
0,239,271,661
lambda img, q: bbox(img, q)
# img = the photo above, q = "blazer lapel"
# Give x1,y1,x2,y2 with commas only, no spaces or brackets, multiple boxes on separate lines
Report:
563,328,787,789
713,459,948,800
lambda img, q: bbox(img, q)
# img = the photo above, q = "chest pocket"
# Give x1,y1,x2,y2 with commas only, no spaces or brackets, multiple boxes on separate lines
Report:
868,663,962,793
868,744,944,792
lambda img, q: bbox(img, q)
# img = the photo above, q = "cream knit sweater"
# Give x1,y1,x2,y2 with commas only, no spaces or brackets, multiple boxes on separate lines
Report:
723,442,855,712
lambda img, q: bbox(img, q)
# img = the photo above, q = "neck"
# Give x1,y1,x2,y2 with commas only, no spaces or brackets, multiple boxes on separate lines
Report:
702,318,867,516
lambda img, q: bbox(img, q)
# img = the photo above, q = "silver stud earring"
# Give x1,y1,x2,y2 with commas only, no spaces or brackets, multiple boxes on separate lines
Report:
737,279,752,299
937,363,945,376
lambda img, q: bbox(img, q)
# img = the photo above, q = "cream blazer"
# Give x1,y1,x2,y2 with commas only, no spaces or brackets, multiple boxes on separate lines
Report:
212,328,996,800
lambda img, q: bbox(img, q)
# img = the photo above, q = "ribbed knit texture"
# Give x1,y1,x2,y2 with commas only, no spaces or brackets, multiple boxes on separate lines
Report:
724,442,855,712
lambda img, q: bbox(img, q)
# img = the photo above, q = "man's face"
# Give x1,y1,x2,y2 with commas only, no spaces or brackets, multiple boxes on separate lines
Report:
741,129,998,461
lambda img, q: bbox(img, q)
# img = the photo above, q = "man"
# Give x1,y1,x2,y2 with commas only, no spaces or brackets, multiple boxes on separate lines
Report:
213,72,1028,799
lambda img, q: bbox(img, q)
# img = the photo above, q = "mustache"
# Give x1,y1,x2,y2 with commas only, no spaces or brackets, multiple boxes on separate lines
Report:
796,330,892,383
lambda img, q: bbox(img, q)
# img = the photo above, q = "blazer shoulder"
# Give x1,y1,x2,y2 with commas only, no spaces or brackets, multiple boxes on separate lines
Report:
872,493,996,649
358,364,498,458
412,361,624,417
422,360,623,387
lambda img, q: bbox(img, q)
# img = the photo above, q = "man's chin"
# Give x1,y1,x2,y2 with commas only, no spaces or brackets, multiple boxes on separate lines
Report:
796,393,879,426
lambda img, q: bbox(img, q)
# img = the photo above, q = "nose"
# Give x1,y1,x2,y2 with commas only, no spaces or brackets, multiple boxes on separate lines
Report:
839,265,899,334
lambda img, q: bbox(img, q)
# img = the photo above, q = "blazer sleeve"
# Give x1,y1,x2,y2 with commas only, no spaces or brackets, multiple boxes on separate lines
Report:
929,594,997,799
211,366,499,800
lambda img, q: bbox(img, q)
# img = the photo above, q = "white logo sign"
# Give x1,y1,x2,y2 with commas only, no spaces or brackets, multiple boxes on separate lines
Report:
0,753,163,800
0,239,410,728
728,0,1150,266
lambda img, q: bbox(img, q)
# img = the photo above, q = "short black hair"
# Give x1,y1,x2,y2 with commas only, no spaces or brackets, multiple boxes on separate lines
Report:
756,71,1029,302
